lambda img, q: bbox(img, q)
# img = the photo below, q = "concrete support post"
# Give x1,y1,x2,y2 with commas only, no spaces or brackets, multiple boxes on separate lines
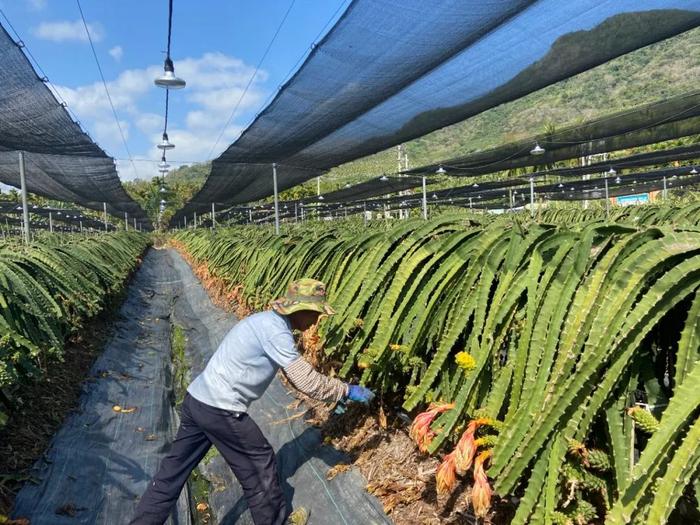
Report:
663,176,667,199
272,163,280,235
605,178,610,219
19,152,30,244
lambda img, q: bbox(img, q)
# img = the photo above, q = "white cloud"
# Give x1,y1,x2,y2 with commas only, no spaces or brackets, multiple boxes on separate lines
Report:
26,0,47,11
56,52,268,181
153,125,244,163
135,113,164,135
175,53,264,90
56,66,157,119
33,19,104,43
187,87,264,114
109,45,123,61
115,159,140,182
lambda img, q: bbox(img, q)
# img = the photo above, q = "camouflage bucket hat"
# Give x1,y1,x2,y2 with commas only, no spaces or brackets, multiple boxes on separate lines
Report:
270,278,336,316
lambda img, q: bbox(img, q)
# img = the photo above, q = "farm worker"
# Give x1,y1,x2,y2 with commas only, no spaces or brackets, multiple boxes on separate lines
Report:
131,278,375,525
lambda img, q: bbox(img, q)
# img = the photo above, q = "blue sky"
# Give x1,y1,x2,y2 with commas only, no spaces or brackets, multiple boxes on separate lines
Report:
0,0,349,180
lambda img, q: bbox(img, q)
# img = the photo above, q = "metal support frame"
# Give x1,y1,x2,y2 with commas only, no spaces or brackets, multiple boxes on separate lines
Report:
211,203,216,230
194,212,197,228
509,188,514,210
103,202,108,231
272,163,280,235
529,177,535,218
663,175,668,199
19,152,30,244
604,178,610,219
125,212,128,231
133,218,137,230
49,211,53,233
421,176,427,220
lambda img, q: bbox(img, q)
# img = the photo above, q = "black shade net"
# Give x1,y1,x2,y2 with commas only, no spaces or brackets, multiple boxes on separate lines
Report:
0,215,58,232
299,165,700,212
172,0,700,226
205,175,424,224
0,214,114,231
407,91,700,176
528,143,700,179
536,166,700,201
0,24,150,227
211,159,700,225
303,175,424,204
0,200,119,229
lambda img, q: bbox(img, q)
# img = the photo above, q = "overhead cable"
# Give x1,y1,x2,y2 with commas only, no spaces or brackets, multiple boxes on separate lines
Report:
76,0,138,178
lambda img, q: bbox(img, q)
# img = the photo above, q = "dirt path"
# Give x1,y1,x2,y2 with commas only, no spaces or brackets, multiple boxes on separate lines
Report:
12,248,389,525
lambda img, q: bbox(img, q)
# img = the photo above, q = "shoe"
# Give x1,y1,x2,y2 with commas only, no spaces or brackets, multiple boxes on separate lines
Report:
287,507,309,525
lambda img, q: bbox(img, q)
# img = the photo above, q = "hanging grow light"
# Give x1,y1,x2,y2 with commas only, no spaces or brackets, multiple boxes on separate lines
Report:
530,143,545,155
155,57,186,89
157,132,175,150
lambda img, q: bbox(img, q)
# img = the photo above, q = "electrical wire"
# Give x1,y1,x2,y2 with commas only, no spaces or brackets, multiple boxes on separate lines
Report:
166,0,174,58
161,0,174,147
76,0,139,178
163,89,170,135
206,0,299,160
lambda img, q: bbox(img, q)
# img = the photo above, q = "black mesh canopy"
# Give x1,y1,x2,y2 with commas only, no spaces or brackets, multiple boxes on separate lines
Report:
0,211,114,231
0,201,119,230
407,91,700,176
0,24,150,226
528,143,700,179
535,165,700,200
304,175,424,204
0,151,146,220
206,175,424,223
318,164,700,209
172,0,700,225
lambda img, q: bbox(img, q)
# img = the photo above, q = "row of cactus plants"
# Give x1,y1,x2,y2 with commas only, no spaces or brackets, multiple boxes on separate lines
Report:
0,232,149,397
537,200,700,227
173,206,699,523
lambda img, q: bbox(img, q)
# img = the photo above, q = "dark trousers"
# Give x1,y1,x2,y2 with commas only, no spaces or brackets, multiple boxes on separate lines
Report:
130,393,288,525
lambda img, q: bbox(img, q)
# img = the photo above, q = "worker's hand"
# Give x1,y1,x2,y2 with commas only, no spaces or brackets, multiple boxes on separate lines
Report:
346,384,375,404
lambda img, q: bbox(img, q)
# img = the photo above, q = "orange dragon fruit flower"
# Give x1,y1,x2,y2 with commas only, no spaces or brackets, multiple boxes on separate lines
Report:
454,417,492,474
454,429,476,474
470,449,493,519
409,402,455,453
436,450,458,495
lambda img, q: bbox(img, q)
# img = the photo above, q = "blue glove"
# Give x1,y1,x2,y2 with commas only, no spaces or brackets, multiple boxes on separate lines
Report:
346,384,375,404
